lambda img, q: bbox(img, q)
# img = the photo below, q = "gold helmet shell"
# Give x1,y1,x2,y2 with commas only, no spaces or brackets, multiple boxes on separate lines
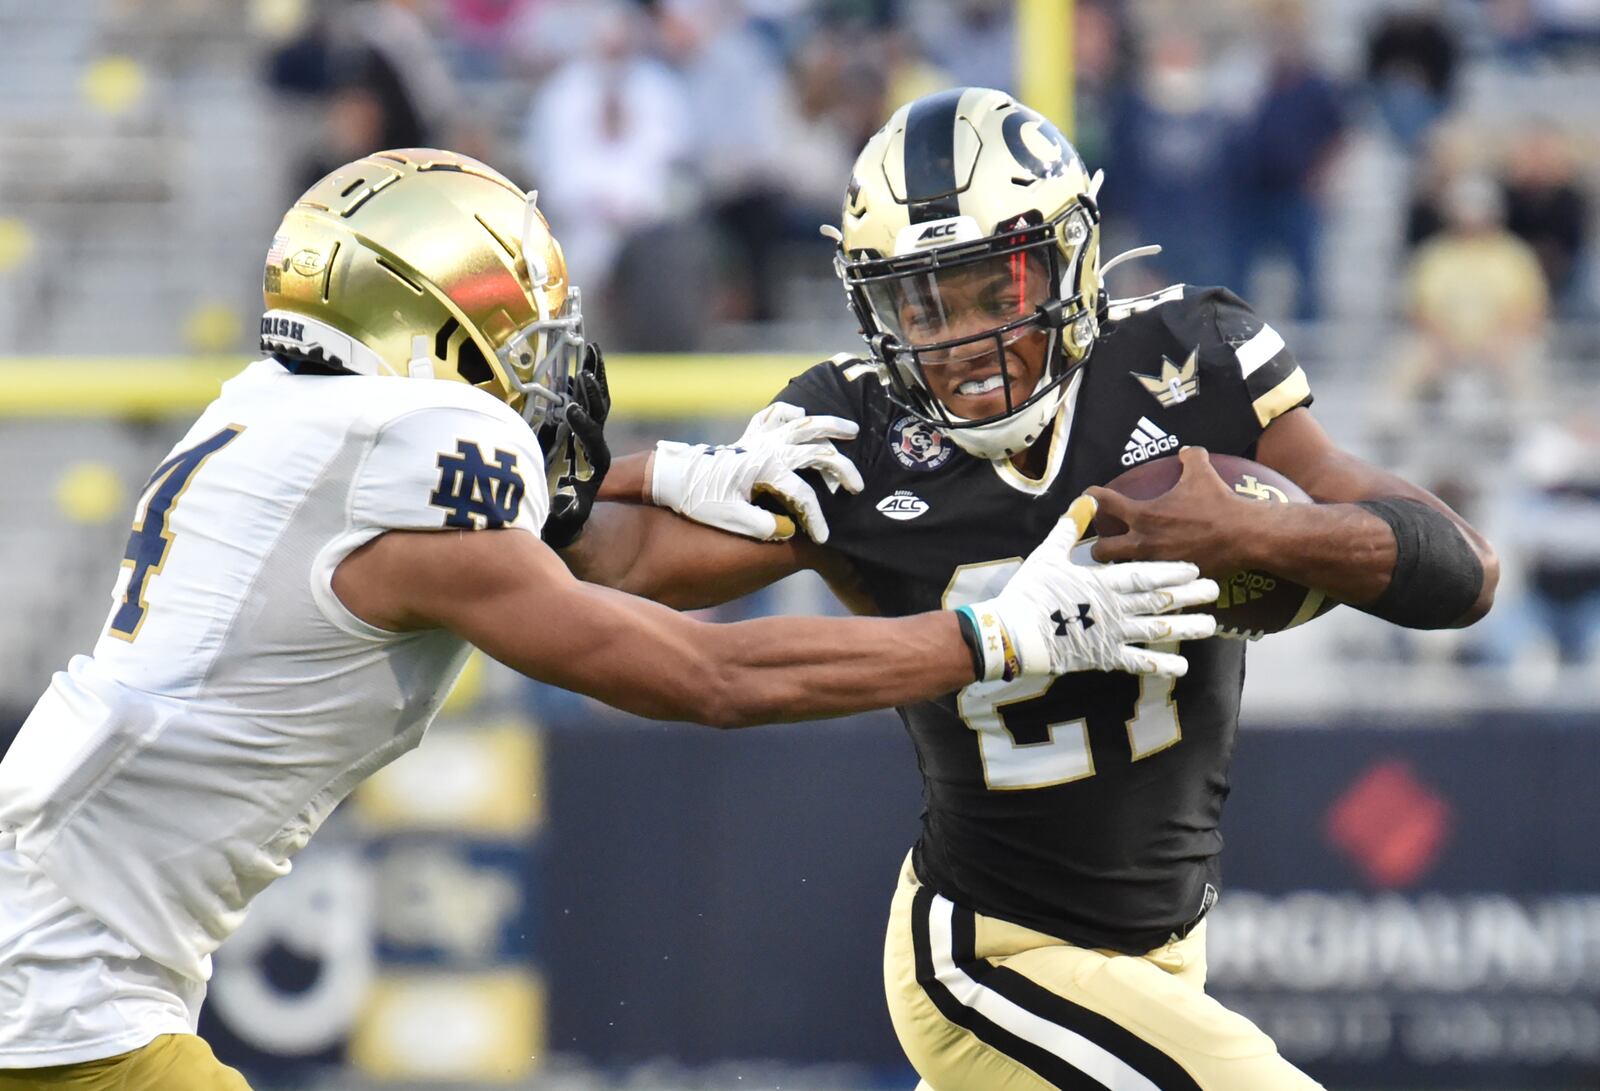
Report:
261,148,583,427
833,88,1104,460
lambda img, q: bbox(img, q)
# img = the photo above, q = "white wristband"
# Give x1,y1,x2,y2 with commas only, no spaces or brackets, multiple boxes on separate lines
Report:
648,440,701,510
958,604,1021,682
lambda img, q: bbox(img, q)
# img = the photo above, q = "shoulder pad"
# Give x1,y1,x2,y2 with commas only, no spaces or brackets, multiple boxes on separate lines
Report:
771,354,894,476
775,355,887,415
355,402,548,536
1121,285,1284,375
1110,285,1310,429
354,373,530,435
823,353,889,386
1179,286,1309,428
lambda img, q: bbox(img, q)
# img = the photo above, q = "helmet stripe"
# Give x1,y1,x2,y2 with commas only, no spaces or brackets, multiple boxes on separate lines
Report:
902,87,965,223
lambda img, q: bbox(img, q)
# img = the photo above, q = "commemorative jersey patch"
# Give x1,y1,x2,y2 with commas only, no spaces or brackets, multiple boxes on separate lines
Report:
889,415,955,471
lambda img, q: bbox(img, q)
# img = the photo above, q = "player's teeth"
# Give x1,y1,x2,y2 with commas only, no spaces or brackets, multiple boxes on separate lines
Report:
958,375,1004,395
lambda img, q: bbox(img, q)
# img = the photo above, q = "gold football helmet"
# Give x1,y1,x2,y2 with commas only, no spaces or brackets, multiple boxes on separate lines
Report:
260,148,583,429
832,88,1105,460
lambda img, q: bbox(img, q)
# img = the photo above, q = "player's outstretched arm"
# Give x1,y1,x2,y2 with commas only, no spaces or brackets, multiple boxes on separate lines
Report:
561,402,865,608
597,403,864,543
558,501,817,611
596,450,652,504
334,525,969,727
334,504,1218,726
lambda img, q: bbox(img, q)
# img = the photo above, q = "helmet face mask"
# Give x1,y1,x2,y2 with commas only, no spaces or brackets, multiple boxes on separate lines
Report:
497,285,586,432
833,89,1105,460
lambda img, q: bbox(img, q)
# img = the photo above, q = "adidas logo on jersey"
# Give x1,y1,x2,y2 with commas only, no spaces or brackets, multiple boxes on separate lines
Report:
1120,417,1180,466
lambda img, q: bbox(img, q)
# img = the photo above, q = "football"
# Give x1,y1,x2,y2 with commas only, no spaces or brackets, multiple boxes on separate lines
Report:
1094,453,1337,638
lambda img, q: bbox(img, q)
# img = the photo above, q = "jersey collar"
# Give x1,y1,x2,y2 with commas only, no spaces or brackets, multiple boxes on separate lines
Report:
988,369,1082,496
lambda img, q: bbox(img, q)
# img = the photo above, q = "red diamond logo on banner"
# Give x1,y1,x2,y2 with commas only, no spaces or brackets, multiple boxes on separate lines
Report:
1325,759,1453,888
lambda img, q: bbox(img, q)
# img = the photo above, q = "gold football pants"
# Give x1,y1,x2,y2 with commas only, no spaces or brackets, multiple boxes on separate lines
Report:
0,1035,251,1091
884,854,1324,1090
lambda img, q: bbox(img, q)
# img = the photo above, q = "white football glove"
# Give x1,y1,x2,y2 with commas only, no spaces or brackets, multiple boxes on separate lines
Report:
960,496,1221,680
650,402,865,543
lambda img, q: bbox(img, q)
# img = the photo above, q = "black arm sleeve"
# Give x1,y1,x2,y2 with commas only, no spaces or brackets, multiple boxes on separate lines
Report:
1354,497,1485,629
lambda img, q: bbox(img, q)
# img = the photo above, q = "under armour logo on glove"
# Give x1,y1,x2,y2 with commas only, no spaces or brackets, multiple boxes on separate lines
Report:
1051,603,1096,634
966,495,1218,679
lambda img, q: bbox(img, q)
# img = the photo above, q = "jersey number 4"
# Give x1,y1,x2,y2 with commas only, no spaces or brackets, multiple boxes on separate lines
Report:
944,561,1181,790
108,426,245,642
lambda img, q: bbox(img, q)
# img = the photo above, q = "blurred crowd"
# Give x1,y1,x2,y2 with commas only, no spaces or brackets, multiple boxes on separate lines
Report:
265,0,965,348
258,0,1597,343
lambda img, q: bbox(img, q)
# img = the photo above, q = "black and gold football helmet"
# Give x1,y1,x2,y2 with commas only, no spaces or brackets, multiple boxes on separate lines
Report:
832,88,1105,460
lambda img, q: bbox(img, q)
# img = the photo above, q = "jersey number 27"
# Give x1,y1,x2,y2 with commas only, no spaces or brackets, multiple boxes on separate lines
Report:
944,560,1181,790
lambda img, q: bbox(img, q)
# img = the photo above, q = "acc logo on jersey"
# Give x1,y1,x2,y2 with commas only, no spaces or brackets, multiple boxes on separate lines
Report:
876,490,929,521
889,415,954,471
431,440,525,529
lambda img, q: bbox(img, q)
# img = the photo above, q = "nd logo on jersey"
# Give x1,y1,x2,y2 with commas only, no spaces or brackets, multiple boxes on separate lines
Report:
431,440,525,529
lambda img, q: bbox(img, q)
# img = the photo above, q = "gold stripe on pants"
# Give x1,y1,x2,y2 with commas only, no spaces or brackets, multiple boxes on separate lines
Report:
0,1035,251,1091
884,852,1324,1090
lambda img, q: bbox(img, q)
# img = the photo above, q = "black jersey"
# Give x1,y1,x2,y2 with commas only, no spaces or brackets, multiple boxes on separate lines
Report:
774,286,1313,954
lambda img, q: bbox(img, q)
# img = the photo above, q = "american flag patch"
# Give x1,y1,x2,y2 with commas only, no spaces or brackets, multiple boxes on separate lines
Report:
265,233,290,268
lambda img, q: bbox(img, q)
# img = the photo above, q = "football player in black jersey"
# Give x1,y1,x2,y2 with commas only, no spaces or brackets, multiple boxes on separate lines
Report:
561,88,1497,1090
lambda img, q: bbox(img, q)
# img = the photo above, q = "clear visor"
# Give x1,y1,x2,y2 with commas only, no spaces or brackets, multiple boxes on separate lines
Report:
864,250,1052,364
498,286,586,428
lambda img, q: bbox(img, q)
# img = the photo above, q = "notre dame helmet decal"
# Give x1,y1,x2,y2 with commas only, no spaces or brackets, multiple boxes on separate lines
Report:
832,88,1105,460
260,149,584,430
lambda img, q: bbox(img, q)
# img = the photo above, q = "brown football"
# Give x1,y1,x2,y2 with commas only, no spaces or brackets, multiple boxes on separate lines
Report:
1094,453,1337,638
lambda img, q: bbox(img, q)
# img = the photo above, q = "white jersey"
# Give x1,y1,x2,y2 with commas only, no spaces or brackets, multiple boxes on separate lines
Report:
0,360,547,988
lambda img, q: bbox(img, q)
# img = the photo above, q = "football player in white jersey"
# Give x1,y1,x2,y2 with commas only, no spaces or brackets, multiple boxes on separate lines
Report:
0,150,1220,1090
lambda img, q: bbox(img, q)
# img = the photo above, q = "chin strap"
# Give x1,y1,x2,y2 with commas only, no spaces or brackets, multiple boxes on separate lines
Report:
407,335,434,380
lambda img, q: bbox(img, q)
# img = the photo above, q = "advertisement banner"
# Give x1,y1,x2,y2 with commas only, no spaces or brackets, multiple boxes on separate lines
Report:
532,710,1600,1090
1207,715,1600,1090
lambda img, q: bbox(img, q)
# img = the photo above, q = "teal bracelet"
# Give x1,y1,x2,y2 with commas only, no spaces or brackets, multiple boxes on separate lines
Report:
953,606,988,681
